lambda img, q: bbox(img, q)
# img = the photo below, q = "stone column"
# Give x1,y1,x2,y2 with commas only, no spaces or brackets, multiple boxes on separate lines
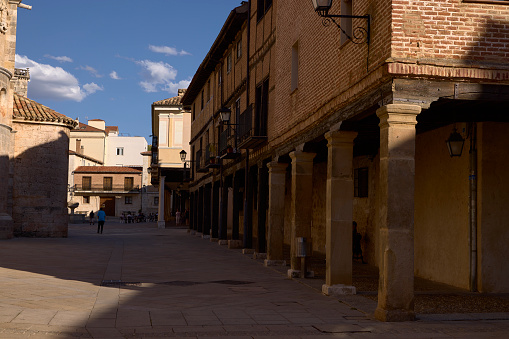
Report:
197,186,204,233
256,163,269,255
288,151,316,278
229,172,242,248
211,181,220,240
264,161,288,266
157,176,166,229
203,184,211,237
375,104,421,322
322,131,358,296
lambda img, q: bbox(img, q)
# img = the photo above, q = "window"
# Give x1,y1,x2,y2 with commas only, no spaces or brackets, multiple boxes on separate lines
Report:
257,0,273,21
218,64,223,86
154,197,159,206
103,177,113,191
237,39,242,59
340,0,353,45
291,42,299,92
201,90,204,110
125,196,133,204
192,103,196,120
255,78,269,137
82,176,91,190
354,167,369,198
124,177,134,191
207,80,211,102
116,147,124,156
83,196,90,204
227,53,232,73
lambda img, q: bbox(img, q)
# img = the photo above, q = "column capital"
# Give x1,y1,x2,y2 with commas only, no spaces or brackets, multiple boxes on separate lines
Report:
325,130,358,147
289,151,316,163
267,161,288,173
376,104,421,128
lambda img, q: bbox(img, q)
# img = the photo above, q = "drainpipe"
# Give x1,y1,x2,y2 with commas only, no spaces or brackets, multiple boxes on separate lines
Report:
469,122,478,292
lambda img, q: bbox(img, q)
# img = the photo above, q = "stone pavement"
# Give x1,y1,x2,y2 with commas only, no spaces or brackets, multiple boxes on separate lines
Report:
0,221,507,338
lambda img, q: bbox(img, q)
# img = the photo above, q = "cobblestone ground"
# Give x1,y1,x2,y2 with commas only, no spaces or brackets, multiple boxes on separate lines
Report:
0,221,507,338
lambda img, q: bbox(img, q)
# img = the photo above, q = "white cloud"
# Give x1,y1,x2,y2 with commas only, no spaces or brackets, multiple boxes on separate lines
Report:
45,54,73,63
83,83,104,95
109,71,121,80
79,65,103,78
15,54,102,102
149,45,191,56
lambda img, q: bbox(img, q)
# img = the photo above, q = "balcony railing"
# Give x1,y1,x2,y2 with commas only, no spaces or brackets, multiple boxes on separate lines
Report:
74,184,140,193
237,104,267,149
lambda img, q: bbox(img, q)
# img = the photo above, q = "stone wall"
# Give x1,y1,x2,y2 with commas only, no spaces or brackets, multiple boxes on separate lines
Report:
414,124,471,290
12,122,71,237
478,121,509,292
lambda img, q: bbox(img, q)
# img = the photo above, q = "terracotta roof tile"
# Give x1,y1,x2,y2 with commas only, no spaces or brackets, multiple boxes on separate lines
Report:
13,93,77,128
105,126,118,134
74,122,105,132
153,89,187,106
74,166,142,174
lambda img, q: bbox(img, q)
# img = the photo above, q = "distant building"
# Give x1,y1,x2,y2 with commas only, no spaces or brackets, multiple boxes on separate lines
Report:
150,89,191,228
68,119,149,217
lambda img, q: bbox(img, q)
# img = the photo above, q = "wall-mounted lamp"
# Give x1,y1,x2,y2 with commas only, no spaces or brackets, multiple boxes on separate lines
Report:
219,107,233,125
180,149,187,162
446,127,465,157
312,0,371,71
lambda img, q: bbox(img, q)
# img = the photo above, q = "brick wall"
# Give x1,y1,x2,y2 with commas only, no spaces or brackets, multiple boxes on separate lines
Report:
272,0,392,150
392,0,509,63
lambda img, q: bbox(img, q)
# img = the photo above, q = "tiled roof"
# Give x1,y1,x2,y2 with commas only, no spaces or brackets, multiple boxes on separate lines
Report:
68,150,103,164
74,122,105,132
105,126,118,134
141,151,152,155
13,93,77,128
74,166,142,174
153,89,186,106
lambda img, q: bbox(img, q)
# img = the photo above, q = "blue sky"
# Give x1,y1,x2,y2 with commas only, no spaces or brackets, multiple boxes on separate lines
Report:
15,0,243,140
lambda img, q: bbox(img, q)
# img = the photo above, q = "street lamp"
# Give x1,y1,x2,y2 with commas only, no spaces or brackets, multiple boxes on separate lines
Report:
219,107,232,124
180,149,187,162
311,0,371,71
446,127,465,157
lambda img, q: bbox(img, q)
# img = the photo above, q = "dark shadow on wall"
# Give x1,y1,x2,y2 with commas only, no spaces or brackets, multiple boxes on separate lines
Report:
12,130,70,238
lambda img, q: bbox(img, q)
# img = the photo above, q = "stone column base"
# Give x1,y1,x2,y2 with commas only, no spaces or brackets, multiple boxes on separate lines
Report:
210,238,219,243
0,214,14,240
157,221,166,229
228,240,243,249
322,284,356,296
287,269,314,278
202,234,210,239
264,259,286,267
375,307,415,322
242,248,255,255
218,240,228,245
254,252,267,260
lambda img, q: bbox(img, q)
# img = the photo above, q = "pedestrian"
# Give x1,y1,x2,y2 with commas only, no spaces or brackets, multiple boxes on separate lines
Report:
89,210,95,225
97,207,106,234
175,209,181,225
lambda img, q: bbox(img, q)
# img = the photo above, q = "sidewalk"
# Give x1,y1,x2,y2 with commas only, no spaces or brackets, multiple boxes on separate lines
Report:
0,221,507,338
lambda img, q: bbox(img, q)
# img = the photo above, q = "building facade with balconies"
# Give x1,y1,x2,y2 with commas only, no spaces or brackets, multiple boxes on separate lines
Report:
181,0,509,321
72,166,142,217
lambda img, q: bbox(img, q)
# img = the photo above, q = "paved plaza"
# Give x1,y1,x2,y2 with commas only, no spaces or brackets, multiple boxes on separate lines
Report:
0,221,507,338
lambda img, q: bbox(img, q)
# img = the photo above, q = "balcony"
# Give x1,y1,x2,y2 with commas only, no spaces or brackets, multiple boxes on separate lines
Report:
219,129,240,159
204,143,220,169
74,184,141,194
196,149,208,173
237,104,267,150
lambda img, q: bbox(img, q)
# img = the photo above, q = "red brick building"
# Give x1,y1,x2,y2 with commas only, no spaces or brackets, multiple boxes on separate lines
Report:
182,0,509,321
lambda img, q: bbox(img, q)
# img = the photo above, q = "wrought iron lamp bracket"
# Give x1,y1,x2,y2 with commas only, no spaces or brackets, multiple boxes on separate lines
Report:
318,13,371,45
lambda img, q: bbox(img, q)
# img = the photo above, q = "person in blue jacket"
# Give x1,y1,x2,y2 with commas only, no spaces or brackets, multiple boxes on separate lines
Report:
97,207,106,234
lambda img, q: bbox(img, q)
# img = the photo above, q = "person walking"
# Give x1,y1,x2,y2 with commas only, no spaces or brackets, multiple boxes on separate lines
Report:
89,211,95,225
97,207,106,234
